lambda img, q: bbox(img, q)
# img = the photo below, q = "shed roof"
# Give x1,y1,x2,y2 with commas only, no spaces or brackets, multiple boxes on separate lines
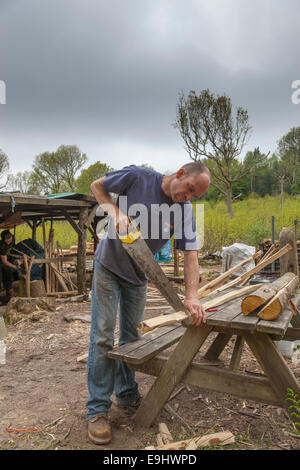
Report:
0,192,99,227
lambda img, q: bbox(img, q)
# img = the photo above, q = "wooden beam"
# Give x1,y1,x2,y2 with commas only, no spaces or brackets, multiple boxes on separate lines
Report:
229,336,244,372
279,227,299,276
77,207,88,294
215,244,293,294
198,250,263,299
130,354,281,407
204,333,232,361
83,204,99,229
31,254,94,265
139,284,263,334
60,209,82,236
243,331,300,411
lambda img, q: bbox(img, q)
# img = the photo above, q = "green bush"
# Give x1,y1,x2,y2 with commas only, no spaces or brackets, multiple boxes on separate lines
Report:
193,194,299,254
14,221,92,250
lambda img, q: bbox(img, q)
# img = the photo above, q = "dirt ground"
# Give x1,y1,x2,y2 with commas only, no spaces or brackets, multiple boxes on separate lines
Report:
1,266,300,451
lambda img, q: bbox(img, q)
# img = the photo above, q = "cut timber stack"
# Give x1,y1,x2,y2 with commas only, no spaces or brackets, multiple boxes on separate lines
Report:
241,272,299,320
66,242,94,255
139,283,263,334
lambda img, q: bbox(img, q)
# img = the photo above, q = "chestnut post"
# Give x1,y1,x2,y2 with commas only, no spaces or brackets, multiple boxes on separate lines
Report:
77,207,88,294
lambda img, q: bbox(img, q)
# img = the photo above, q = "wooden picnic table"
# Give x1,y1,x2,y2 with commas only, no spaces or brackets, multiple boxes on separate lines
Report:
108,287,300,427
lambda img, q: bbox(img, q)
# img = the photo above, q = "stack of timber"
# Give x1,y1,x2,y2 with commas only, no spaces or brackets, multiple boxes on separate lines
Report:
145,423,234,450
139,283,263,334
40,219,78,297
138,242,295,334
59,242,95,273
259,231,300,274
241,272,299,320
197,242,293,299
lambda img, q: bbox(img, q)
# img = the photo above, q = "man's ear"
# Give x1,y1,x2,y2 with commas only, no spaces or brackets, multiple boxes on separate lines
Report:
176,168,186,179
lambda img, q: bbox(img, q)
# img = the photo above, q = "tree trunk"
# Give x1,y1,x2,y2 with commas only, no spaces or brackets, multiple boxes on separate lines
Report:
280,177,284,209
226,185,233,218
241,272,297,315
257,275,299,320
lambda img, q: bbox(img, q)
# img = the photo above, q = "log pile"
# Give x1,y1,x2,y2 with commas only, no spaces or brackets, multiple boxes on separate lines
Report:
242,272,299,320
138,283,263,334
139,240,298,333
144,422,235,450
40,219,78,296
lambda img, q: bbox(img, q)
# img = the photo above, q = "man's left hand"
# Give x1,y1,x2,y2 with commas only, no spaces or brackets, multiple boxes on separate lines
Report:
184,297,207,326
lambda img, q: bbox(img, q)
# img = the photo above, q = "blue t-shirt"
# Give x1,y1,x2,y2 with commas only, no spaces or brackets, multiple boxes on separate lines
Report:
95,165,198,285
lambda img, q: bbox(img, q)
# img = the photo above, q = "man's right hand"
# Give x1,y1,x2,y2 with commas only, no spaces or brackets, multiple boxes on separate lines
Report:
115,212,130,235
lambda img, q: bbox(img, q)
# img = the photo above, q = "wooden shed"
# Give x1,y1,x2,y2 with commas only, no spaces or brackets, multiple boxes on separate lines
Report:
0,192,102,295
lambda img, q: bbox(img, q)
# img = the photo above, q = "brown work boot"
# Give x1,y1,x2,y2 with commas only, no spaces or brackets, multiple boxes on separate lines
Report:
87,414,111,445
112,396,142,409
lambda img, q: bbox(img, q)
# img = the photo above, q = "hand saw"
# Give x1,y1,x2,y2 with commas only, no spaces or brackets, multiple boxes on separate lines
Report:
118,222,188,315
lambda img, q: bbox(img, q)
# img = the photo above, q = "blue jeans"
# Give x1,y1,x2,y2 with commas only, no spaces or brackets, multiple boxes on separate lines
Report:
86,260,147,419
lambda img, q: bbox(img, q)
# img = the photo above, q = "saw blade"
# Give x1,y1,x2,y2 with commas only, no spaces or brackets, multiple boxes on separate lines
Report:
122,236,187,313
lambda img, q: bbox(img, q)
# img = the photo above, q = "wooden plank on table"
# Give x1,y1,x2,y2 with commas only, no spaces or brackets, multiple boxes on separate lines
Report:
206,298,244,327
230,310,260,331
255,307,293,336
282,327,300,341
112,325,186,365
108,324,185,363
131,355,281,406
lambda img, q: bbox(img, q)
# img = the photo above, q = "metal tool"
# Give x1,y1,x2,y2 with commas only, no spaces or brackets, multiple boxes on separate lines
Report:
118,222,188,314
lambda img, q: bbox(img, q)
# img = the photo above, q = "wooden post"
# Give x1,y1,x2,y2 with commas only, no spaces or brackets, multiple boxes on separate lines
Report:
173,239,179,276
77,207,88,294
279,227,299,277
32,220,37,241
204,333,232,361
229,336,245,372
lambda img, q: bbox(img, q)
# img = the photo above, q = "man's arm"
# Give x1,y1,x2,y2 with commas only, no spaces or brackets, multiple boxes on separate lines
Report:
1,255,21,270
90,177,129,233
183,250,206,325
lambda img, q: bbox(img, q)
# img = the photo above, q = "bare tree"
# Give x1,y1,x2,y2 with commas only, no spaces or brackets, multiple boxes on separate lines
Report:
174,89,256,217
0,149,10,189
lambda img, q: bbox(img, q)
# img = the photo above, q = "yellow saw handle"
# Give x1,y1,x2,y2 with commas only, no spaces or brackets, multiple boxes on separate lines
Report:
118,218,141,244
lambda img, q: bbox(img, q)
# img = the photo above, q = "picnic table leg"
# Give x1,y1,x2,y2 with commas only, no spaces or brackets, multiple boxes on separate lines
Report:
229,336,245,372
133,324,213,427
203,332,232,361
243,332,300,421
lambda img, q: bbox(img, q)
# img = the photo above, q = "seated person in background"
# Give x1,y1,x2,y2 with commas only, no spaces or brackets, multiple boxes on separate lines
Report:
0,230,22,302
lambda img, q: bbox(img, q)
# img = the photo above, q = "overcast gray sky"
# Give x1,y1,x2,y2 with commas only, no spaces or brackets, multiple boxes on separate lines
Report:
0,0,300,179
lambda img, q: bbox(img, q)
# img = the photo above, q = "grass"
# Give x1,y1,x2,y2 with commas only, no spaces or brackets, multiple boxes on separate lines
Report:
194,193,300,254
9,193,299,255
14,220,93,250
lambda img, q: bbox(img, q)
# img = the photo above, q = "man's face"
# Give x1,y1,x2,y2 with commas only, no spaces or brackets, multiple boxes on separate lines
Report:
169,169,210,203
4,236,12,245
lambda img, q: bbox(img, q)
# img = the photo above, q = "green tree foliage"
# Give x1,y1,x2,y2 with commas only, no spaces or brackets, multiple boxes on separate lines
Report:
277,127,300,186
174,89,254,217
75,161,113,195
31,145,87,194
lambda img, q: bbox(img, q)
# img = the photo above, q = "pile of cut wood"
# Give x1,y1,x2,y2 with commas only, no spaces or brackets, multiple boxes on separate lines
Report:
144,422,234,450
139,232,300,334
241,272,299,320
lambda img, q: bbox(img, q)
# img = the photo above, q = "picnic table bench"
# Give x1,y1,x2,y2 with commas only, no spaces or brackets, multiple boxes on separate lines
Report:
108,288,300,427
